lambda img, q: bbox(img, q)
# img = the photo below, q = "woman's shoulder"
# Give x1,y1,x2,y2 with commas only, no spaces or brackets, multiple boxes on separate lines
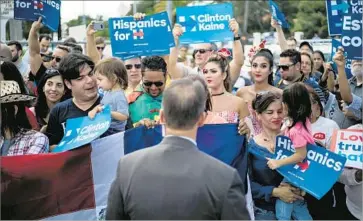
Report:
269,86,283,94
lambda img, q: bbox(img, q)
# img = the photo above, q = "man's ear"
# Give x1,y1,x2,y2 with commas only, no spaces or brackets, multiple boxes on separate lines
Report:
159,109,166,124
197,112,207,127
64,79,72,90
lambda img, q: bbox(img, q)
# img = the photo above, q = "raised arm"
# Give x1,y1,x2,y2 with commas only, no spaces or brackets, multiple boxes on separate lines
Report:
271,18,288,51
333,48,352,104
86,22,101,64
28,17,44,75
168,24,186,79
229,19,244,86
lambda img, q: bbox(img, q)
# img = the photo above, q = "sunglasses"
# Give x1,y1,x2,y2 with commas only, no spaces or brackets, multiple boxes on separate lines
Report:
125,64,142,70
97,46,105,50
51,56,62,63
278,63,295,71
41,54,52,62
143,81,164,87
193,49,212,56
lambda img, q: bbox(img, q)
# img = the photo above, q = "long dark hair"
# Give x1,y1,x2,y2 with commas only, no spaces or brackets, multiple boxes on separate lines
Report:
186,74,213,112
35,69,70,120
313,50,326,74
282,82,312,130
1,102,32,138
252,49,274,85
1,61,28,94
206,54,231,92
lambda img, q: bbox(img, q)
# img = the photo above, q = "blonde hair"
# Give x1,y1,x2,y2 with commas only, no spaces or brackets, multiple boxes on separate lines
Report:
94,57,128,90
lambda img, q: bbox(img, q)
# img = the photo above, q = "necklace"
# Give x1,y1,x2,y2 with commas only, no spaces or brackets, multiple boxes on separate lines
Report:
211,92,225,96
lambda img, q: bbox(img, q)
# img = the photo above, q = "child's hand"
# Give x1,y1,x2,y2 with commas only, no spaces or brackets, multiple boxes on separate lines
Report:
266,158,281,170
88,105,103,119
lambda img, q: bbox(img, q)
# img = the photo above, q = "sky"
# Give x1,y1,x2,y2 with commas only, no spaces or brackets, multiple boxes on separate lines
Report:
61,1,133,23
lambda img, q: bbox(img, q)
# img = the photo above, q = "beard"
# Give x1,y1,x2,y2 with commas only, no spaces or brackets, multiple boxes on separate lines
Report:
11,54,19,62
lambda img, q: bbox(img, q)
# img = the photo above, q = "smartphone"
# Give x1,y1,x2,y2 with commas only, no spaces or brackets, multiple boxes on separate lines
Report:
335,91,344,111
93,21,104,31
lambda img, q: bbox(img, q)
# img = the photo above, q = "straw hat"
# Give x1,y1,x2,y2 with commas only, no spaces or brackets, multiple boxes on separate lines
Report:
0,81,36,103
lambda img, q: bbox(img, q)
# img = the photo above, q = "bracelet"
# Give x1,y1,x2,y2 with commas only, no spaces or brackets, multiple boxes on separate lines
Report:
234,36,241,41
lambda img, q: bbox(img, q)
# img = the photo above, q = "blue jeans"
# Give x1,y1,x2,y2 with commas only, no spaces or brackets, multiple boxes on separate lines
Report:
276,198,312,220
254,207,277,220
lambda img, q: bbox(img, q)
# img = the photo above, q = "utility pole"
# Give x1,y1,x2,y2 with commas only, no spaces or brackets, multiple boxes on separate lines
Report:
166,0,172,23
242,0,249,35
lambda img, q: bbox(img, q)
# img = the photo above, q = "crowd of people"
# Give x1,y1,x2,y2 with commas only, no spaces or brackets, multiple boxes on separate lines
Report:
0,10,362,220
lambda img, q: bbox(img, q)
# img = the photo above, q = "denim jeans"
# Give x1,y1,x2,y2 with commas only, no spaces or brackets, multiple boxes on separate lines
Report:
254,206,277,220
276,198,312,220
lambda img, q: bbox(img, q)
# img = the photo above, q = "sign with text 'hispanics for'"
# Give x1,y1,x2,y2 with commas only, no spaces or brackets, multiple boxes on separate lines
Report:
176,3,233,44
14,0,61,31
52,105,111,153
330,129,363,169
274,136,346,200
341,0,362,60
108,11,175,60
269,0,290,29
326,0,349,36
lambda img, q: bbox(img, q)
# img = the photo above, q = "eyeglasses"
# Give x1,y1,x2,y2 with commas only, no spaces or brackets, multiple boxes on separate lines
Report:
143,81,164,87
125,64,142,70
278,63,295,71
97,46,105,51
193,49,212,56
51,56,62,63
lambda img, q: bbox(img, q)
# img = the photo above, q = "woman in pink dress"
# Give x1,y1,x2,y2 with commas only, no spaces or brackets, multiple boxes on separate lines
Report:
203,49,249,124
237,48,282,136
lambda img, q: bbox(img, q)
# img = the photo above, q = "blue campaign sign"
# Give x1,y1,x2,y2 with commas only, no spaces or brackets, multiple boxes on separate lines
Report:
269,0,290,29
326,0,350,36
176,3,234,44
108,11,175,60
13,0,61,31
52,105,112,153
274,136,346,200
331,38,352,78
341,0,362,60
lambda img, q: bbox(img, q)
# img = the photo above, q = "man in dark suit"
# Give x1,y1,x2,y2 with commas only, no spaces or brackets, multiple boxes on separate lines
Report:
106,78,250,220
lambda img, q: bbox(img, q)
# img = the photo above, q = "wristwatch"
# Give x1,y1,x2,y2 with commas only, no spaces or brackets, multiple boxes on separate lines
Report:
234,35,241,41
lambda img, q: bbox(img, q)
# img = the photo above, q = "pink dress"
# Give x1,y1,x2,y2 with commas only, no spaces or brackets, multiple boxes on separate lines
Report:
285,118,315,148
247,104,263,136
209,111,239,123
204,111,228,124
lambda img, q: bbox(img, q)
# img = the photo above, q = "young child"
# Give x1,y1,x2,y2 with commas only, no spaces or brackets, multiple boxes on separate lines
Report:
89,58,129,136
267,82,313,220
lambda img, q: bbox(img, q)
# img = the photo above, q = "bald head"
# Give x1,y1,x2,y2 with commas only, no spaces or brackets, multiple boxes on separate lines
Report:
162,78,206,130
0,44,12,62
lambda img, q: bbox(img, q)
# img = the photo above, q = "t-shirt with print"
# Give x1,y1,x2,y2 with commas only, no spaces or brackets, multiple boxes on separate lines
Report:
311,116,340,149
129,92,163,124
101,90,129,135
285,118,315,148
46,97,101,145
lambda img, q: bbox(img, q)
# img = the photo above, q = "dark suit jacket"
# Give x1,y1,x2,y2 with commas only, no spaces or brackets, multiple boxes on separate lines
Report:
106,136,250,220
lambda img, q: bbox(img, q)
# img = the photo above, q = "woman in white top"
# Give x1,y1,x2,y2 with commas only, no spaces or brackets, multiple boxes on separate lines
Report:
310,91,340,149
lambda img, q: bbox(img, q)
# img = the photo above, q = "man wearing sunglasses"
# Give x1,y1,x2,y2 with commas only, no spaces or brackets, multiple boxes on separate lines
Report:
128,56,167,126
95,37,107,60
169,20,244,87
275,49,326,104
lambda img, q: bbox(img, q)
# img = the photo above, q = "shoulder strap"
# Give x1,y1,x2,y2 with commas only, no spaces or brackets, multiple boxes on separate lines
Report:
127,91,143,104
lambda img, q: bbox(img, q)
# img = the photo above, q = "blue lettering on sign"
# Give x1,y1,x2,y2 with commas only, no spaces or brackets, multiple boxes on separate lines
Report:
108,12,174,60
176,3,234,44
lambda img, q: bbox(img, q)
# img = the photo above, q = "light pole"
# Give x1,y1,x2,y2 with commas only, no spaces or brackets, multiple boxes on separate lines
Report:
133,1,137,14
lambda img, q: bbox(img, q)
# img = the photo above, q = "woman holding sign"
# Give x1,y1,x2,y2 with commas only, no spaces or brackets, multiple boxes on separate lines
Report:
247,92,304,220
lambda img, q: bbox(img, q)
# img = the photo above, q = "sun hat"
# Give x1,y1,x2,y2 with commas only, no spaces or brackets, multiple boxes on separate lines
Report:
0,80,36,103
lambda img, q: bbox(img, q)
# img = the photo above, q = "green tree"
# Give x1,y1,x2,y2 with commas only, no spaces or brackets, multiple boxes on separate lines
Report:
66,15,110,39
292,0,328,38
